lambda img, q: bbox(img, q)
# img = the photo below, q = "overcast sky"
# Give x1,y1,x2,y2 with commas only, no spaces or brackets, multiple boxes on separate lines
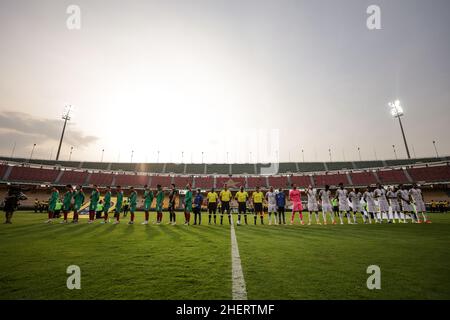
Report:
0,0,449,164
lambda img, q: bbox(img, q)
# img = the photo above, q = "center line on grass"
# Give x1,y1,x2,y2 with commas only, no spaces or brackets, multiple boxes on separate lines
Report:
230,215,248,300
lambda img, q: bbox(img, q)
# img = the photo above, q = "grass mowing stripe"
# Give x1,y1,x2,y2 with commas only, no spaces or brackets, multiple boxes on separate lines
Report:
230,215,247,300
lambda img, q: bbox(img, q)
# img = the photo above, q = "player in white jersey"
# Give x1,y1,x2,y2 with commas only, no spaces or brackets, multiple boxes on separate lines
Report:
374,184,391,223
387,186,404,223
319,185,335,225
363,186,377,223
349,188,365,224
399,184,416,223
409,184,431,223
335,183,352,225
265,187,278,225
306,185,321,225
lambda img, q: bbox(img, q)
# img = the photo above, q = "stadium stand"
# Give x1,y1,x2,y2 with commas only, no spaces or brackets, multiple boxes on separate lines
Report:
296,162,326,172
353,160,384,169
172,176,194,188
206,164,230,174
349,171,378,186
149,175,172,188
268,176,289,189
8,166,59,183
59,170,88,185
110,162,137,172
215,176,246,189
164,163,185,174
377,169,409,184
407,165,450,183
115,173,150,187
290,175,312,187
135,163,165,173
231,163,255,174
88,172,114,186
325,162,354,171
185,164,205,174
192,176,214,189
313,173,349,187
247,176,268,188
0,164,7,180
81,161,110,170
278,163,297,173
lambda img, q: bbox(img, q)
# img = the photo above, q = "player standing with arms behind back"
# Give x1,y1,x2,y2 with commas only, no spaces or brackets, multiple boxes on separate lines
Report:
319,185,335,225
102,186,112,224
252,186,264,225
113,186,123,224
155,184,164,224
235,186,249,225
168,184,178,225
219,184,232,225
88,185,100,224
72,186,85,224
184,184,193,225
265,186,278,225
142,185,154,225
128,187,137,225
289,184,303,225
306,185,320,225
207,188,218,225
335,183,351,225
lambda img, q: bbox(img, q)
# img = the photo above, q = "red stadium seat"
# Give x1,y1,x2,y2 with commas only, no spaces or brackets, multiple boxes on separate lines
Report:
8,166,59,183
215,176,246,189
115,174,150,187
314,173,348,188
267,176,289,189
407,165,450,183
350,171,378,186
247,176,267,188
88,172,114,186
172,176,194,188
0,164,8,180
377,169,409,184
193,176,214,190
150,175,172,188
290,175,312,187
59,170,88,185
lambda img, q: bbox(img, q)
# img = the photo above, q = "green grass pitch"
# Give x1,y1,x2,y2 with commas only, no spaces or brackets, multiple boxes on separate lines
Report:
0,212,449,300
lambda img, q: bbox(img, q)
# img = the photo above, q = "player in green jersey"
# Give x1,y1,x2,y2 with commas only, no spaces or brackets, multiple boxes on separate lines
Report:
61,185,73,224
46,187,59,223
142,184,154,225
101,186,112,223
72,186,85,223
88,185,100,224
184,184,193,225
155,184,164,224
114,186,123,224
128,187,138,224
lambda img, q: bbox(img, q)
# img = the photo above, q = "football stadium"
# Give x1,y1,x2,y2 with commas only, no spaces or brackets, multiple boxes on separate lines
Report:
1,0,450,313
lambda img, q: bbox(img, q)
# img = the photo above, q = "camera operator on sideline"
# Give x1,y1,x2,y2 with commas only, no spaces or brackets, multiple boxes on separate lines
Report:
2,185,27,224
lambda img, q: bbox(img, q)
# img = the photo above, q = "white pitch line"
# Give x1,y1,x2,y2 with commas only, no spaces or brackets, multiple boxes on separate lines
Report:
230,216,248,300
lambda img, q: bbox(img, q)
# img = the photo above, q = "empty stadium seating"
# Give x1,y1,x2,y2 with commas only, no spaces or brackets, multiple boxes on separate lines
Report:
231,163,255,174
268,176,289,189
0,164,7,180
164,163,185,174
353,160,384,169
193,176,214,189
313,173,349,187
215,176,246,189
207,164,230,174
326,162,354,171
172,176,193,188
8,166,59,183
377,169,409,184
290,175,312,187
247,176,268,188
115,173,150,187
88,172,114,186
407,165,450,183
59,170,88,185
150,175,172,188
349,171,378,186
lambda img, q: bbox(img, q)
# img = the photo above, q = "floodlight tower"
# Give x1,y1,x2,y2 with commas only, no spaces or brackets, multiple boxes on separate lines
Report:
388,100,411,159
56,105,72,161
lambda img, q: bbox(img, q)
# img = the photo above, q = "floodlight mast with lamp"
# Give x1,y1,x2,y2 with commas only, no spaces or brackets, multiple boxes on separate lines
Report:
388,100,411,159
56,105,72,161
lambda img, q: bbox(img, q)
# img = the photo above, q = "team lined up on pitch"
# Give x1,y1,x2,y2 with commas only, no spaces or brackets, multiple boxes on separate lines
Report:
40,181,431,226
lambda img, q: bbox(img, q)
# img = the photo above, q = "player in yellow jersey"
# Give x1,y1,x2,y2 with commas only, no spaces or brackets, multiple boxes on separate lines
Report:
206,188,219,224
252,186,265,225
235,186,249,225
219,184,232,225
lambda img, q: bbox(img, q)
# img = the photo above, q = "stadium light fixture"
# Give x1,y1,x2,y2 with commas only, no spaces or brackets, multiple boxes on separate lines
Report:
301,148,304,163
69,146,73,161
388,100,411,159
56,105,72,161
433,140,439,158
392,144,398,160
29,143,36,162
101,149,104,162
357,147,362,161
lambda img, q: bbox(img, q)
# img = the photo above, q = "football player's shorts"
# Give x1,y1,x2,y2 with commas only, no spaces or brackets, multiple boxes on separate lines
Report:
268,203,277,213
254,203,263,213
322,203,332,213
238,202,247,213
378,200,390,212
221,201,230,213
292,201,303,212
414,200,426,212
339,200,350,212
307,202,318,212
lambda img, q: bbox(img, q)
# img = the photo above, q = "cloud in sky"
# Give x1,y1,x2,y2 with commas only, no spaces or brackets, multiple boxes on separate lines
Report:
0,111,98,157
